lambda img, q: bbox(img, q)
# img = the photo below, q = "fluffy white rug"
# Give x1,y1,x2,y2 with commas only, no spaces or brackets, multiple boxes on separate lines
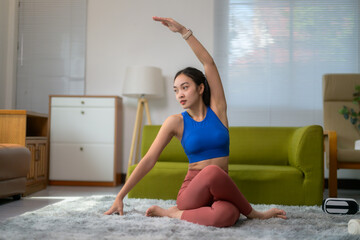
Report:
0,196,359,240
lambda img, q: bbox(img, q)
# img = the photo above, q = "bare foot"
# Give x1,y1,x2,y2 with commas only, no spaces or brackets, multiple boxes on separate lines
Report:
145,205,183,219
247,208,287,220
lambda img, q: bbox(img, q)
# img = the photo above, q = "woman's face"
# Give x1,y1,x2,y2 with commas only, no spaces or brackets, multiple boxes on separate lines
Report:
173,74,203,109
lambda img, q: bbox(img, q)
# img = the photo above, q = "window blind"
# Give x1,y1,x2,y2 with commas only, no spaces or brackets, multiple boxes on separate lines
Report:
214,0,360,126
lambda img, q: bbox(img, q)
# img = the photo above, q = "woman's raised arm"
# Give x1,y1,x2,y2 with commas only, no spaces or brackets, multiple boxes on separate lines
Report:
153,17,227,123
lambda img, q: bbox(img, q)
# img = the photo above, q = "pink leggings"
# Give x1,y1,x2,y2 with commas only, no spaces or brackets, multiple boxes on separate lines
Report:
176,165,253,227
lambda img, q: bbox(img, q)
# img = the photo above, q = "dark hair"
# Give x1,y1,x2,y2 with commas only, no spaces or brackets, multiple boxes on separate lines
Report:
174,67,211,106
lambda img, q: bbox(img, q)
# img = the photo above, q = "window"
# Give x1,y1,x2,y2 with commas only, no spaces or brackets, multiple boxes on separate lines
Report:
16,0,87,114
214,0,360,126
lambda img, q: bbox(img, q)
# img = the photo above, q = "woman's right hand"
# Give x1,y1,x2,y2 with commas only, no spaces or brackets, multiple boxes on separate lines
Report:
153,16,187,35
104,196,124,215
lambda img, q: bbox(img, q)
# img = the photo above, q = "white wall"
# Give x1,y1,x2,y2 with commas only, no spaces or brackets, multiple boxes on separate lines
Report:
0,0,18,109
86,0,214,173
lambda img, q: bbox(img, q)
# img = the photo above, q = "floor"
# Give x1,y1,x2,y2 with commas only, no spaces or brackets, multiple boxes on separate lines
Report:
0,186,359,222
0,185,122,222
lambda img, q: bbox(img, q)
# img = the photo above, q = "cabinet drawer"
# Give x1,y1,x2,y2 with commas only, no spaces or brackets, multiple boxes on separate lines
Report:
50,107,115,143
51,97,115,108
49,143,114,181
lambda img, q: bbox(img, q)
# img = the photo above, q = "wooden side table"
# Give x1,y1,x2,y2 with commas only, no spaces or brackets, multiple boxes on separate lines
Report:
0,110,48,195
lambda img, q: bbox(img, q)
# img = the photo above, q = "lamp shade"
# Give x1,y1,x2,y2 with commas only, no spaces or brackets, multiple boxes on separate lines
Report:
122,66,163,98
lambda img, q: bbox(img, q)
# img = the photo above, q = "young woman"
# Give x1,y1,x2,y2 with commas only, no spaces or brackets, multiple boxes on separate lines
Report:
105,17,287,227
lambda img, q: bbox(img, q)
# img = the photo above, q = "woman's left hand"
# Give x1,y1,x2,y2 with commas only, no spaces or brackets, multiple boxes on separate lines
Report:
153,16,187,35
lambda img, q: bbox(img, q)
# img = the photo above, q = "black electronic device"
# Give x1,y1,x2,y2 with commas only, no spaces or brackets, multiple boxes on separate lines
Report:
322,198,359,215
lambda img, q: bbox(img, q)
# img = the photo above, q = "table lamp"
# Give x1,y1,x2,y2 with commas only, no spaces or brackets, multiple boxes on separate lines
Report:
122,66,163,179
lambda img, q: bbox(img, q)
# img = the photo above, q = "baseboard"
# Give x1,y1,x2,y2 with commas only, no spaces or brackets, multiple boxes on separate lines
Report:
324,179,360,190
48,180,118,187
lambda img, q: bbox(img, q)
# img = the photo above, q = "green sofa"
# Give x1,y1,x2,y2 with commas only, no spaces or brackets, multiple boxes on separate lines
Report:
128,125,324,206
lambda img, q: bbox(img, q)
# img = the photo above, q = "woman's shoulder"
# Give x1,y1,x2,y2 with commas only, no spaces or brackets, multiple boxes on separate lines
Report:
164,113,183,126
162,114,183,139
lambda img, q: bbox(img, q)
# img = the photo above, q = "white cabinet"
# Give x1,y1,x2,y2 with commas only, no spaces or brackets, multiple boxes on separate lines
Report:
48,96,122,186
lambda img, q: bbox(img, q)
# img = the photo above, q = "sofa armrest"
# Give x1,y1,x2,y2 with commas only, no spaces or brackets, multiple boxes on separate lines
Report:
288,125,323,174
0,144,31,181
288,125,324,204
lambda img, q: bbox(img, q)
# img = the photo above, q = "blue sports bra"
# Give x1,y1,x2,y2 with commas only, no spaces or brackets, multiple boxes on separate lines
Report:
181,106,229,163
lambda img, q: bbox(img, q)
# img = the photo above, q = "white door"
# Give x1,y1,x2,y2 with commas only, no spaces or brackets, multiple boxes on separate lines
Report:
16,0,87,114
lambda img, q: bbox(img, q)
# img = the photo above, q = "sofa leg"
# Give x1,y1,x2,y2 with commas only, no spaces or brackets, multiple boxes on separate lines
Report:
12,194,21,201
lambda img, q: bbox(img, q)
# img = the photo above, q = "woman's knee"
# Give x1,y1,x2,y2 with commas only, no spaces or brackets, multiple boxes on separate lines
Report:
210,201,240,227
201,165,227,182
177,193,199,210
176,197,187,210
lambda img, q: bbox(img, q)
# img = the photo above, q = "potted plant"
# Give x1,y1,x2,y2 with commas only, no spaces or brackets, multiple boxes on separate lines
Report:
339,85,360,149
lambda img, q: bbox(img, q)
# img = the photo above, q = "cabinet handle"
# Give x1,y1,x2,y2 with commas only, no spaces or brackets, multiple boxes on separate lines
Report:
80,147,83,151
81,111,85,115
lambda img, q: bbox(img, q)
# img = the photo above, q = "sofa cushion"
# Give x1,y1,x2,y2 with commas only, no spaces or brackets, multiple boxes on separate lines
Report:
229,164,305,205
229,164,303,180
128,162,188,200
229,127,294,165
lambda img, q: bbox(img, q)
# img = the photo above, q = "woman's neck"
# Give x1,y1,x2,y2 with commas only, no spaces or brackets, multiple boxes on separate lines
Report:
186,103,207,122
